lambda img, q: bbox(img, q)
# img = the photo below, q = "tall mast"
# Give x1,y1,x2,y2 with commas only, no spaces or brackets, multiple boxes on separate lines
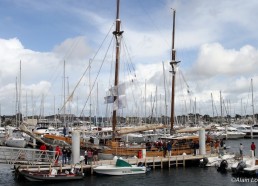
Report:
162,61,168,125
15,77,18,127
220,90,223,125
89,59,92,130
211,93,215,118
251,78,255,138
145,79,146,123
18,60,22,126
63,60,66,127
170,10,180,134
112,0,123,140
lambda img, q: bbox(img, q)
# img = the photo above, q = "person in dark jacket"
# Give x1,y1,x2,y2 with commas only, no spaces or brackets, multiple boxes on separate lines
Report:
67,147,72,164
167,141,172,157
62,146,67,165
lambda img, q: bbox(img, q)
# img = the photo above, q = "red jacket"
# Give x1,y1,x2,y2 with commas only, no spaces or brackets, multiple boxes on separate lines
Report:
40,144,47,151
251,143,256,150
55,146,62,155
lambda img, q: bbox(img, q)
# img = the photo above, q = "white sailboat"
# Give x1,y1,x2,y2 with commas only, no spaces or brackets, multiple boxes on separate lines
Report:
5,129,27,148
0,127,6,145
6,61,27,148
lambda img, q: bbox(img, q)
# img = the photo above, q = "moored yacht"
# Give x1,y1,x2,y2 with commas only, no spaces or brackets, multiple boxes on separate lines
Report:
231,124,258,138
226,126,246,139
5,129,27,148
0,127,6,145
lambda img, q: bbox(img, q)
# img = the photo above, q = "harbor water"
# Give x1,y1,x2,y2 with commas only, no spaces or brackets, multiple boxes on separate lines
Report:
1,139,257,186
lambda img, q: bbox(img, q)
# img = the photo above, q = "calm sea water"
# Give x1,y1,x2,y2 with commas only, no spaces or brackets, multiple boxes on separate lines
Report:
1,139,257,186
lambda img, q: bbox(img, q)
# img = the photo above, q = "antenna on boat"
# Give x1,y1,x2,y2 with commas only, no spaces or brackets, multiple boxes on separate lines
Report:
112,0,124,140
170,9,180,135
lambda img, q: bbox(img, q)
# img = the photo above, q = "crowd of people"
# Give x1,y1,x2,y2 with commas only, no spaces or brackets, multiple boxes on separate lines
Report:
84,148,99,165
39,143,72,165
145,140,174,157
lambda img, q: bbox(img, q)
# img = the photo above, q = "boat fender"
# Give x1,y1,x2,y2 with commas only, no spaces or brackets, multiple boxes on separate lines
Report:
236,160,246,173
71,168,75,174
200,157,209,168
217,160,228,173
51,168,57,175
137,162,144,167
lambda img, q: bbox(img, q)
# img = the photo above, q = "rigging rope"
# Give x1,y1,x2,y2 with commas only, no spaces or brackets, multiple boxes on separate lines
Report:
59,22,115,114
80,34,115,116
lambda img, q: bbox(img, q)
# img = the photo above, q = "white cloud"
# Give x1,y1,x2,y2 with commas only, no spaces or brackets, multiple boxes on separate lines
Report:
191,43,258,78
53,36,92,63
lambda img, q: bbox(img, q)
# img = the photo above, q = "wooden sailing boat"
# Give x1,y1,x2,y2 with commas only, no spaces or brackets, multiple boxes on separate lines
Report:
100,4,198,159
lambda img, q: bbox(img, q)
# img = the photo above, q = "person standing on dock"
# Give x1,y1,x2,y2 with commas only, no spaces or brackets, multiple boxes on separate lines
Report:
62,146,67,165
87,149,93,165
162,141,167,157
47,145,54,160
39,143,47,161
167,141,172,157
251,142,256,156
55,145,61,164
66,147,72,165
239,143,244,158
215,140,220,154
194,141,199,155
210,141,214,154
84,148,88,165
146,140,151,151
93,148,98,164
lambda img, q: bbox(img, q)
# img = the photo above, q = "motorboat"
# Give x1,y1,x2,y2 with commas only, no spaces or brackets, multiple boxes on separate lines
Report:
209,126,245,139
231,151,258,176
226,127,246,139
231,124,258,138
202,154,236,168
93,158,147,175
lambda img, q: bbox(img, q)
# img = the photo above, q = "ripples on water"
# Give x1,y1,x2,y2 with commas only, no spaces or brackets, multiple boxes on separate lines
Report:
1,139,257,186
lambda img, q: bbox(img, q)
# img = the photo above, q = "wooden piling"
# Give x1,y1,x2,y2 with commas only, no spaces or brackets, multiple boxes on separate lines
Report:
168,156,170,167
183,156,185,168
153,157,155,169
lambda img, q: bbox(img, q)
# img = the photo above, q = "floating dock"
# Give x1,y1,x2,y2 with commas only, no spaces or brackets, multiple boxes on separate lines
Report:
14,153,217,177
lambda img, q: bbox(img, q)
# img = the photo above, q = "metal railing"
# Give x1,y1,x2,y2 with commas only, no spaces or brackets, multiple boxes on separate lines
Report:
0,146,55,165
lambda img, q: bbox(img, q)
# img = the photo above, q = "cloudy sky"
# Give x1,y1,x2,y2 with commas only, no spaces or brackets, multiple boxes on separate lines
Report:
0,0,258,120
